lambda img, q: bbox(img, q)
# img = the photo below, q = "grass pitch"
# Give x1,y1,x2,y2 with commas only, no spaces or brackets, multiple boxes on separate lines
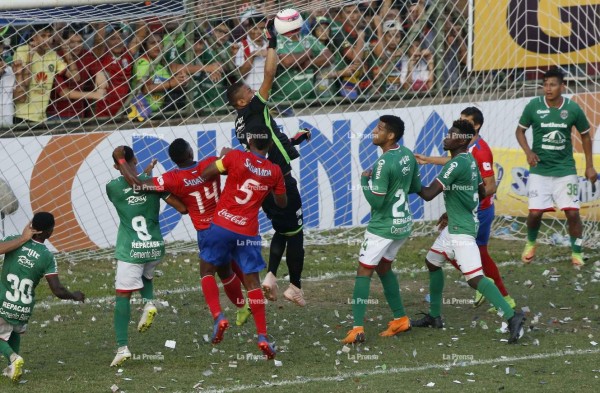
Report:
1,236,599,392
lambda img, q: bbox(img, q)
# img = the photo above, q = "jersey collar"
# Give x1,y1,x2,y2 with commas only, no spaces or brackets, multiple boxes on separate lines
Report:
252,151,267,159
179,162,198,170
543,96,565,110
468,135,480,148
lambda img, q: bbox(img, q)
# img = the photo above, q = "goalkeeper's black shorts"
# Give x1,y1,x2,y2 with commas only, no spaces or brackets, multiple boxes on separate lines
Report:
262,174,303,235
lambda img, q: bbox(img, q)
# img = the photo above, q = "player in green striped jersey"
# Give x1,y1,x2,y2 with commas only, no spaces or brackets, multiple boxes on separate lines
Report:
0,213,84,382
107,146,187,367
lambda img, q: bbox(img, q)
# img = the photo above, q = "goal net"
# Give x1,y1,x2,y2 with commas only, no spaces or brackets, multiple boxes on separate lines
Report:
0,0,598,259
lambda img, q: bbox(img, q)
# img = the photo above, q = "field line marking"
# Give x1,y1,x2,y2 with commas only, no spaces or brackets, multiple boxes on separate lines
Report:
204,348,600,392
37,256,566,308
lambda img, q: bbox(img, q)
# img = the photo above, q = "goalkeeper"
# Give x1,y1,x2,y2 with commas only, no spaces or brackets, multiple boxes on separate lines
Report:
226,19,311,307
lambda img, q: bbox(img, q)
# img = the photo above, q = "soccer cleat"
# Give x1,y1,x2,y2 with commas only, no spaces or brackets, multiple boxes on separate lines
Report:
487,295,517,314
283,284,306,306
571,253,585,267
521,242,536,264
110,346,131,367
379,316,411,337
257,334,276,360
473,291,486,308
411,313,444,328
341,326,365,344
507,311,526,344
262,272,278,301
211,313,229,344
138,302,158,333
4,355,24,382
236,302,252,326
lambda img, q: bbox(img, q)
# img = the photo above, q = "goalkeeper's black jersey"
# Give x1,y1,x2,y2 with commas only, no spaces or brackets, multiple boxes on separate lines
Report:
234,93,299,175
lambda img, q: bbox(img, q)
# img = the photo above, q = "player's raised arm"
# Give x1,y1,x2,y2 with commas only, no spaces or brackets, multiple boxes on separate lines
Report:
417,179,444,202
164,194,188,214
46,275,85,302
414,153,450,166
258,19,278,101
0,222,40,255
201,160,224,181
113,146,143,187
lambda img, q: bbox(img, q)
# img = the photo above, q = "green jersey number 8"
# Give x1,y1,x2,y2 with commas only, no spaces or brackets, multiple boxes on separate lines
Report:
132,216,152,241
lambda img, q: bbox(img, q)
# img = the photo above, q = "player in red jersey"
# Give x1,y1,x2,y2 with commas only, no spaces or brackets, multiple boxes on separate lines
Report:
415,107,515,312
113,139,251,325
199,127,287,359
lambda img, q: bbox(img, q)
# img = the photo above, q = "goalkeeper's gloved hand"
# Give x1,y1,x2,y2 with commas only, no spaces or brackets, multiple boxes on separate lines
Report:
265,19,277,49
291,128,311,145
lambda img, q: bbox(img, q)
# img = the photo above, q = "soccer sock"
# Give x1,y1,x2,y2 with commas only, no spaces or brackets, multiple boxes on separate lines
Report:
201,275,222,319
570,237,583,254
477,277,515,320
379,269,406,318
139,276,154,302
527,226,539,243
221,273,245,308
8,332,20,354
429,269,444,318
230,261,248,290
268,232,286,276
479,245,509,297
247,288,267,336
114,296,131,347
285,231,304,288
352,276,371,327
0,340,14,362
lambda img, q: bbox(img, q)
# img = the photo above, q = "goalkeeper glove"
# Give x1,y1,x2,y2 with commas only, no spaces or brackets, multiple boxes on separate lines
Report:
291,128,311,145
265,19,278,49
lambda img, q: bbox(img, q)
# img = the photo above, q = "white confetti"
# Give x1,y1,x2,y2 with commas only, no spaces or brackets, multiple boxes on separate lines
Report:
111,384,119,393
453,380,462,384
341,345,351,353
202,370,213,376
274,360,283,367
413,349,417,358
591,341,598,346
425,382,435,387
165,340,176,349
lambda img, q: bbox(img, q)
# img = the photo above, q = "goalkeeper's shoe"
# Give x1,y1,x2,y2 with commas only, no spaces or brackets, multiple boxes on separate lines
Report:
571,253,585,267
341,326,365,344
236,302,252,326
507,311,526,344
257,334,276,360
379,316,411,337
211,313,229,344
261,272,278,301
473,290,486,308
110,346,131,367
411,313,444,328
138,302,157,333
3,355,24,382
283,284,306,306
486,295,517,314
521,242,536,264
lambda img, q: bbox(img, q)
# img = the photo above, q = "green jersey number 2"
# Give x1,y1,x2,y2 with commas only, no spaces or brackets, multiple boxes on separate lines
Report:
392,189,406,218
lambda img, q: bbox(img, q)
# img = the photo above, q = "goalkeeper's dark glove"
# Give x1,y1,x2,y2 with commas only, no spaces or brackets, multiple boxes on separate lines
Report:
291,128,311,145
265,19,278,49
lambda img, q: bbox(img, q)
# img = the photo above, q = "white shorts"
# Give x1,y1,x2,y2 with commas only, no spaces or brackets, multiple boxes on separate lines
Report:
528,174,580,211
426,228,483,280
0,318,26,341
358,230,407,268
115,260,161,292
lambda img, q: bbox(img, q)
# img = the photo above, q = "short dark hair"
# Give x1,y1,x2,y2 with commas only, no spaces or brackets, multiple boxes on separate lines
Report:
32,212,55,232
247,14,265,26
380,115,405,142
168,138,191,165
113,146,134,165
544,67,565,84
452,119,476,141
248,127,272,151
226,81,245,107
460,106,484,128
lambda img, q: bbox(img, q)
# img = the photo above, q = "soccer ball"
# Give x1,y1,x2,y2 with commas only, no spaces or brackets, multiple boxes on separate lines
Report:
274,9,304,36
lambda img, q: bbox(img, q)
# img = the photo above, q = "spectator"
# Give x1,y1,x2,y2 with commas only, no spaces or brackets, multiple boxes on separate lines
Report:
272,24,332,102
0,56,22,128
12,24,77,123
371,20,406,94
190,33,227,112
331,3,373,99
162,21,187,64
48,27,106,119
93,24,145,118
442,20,467,90
405,41,434,91
403,0,435,52
234,15,267,91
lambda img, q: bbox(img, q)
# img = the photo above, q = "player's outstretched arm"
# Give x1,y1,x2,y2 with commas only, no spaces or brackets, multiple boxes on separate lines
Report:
414,153,450,166
581,132,598,183
273,192,287,208
165,194,188,214
417,179,444,201
46,275,85,302
113,146,143,187
0,222,40,255
515,126,539,167
201,161,223,181
258,19,278,101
